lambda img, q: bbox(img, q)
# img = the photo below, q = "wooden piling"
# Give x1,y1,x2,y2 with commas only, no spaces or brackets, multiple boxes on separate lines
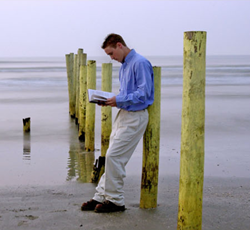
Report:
73,54,78,121
140,66,161,209
79,52,87,66
177,31,206,230
91,63,113,182
65,53,75,117
75,49,84,125
23,117,31,133
85,60,96,152
101,63,112,156
79,63,87,141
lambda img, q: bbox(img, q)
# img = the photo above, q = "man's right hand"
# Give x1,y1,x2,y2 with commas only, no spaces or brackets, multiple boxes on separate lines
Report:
105,96,117,107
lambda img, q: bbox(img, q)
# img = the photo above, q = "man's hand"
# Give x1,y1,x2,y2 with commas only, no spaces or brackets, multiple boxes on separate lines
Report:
97,96,117,107
105,96,117,107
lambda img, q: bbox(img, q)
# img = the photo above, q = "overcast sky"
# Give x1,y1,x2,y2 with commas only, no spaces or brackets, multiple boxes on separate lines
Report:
0,0,249,57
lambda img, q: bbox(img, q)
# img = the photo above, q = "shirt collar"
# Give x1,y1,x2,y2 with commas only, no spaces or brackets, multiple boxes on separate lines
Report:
123,49,136,64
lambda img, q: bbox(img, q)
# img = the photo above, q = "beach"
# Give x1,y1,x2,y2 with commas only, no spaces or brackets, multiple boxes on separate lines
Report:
0,56,250,229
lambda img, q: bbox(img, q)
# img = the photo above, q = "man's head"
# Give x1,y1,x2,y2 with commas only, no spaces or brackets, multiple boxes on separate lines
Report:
102,33,130,63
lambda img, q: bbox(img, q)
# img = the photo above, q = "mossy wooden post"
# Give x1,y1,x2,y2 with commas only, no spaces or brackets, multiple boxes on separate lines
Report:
96,63,113,181
65,53,75,118
140,66,161,209
23,117,31,132
75,49,83,124
73,54,78,121
177,31,206,230
101,63,112,156
78,53,87,141
85,60,96,152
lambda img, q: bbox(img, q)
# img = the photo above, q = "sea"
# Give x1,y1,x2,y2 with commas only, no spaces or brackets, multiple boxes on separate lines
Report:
1,55,250,89
0,55,250,186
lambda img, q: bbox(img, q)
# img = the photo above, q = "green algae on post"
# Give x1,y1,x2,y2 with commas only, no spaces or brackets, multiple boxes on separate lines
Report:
140,66,161,209
65,53,75,118
177,31,207,230
79,64,87,142
85,60,96,152
101,63,112,157
23,117,31,133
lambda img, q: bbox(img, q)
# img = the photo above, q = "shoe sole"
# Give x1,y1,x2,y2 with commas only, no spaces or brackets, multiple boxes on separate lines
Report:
94,208,125,213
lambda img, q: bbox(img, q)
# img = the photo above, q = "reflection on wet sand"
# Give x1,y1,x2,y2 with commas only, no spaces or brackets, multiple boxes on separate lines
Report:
23,133,31,160
67,142,95,183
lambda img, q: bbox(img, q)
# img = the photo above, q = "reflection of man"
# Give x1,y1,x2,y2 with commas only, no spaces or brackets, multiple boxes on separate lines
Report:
81,33,154,213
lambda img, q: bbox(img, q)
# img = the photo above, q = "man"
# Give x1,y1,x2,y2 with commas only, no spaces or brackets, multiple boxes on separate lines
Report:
81,33,154,213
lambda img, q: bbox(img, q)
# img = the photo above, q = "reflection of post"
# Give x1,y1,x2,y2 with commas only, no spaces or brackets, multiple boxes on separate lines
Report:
67,133,95,183
23,133,31,160
85,60,96,151
85,152,95,182
140,67,161,209
77,153,87,182
67,143,76,181
177,31,206,230
77,152,95,183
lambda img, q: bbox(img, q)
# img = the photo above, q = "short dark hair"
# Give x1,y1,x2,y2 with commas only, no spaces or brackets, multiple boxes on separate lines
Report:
101,33,127,49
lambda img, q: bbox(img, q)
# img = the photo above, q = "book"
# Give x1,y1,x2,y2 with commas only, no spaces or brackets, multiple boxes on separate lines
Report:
87,89,115,104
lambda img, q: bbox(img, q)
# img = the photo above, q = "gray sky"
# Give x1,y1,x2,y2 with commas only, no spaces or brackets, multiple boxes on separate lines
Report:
0,0,249,57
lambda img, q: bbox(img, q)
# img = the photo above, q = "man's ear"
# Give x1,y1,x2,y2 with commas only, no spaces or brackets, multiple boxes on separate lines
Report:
116,42,123,49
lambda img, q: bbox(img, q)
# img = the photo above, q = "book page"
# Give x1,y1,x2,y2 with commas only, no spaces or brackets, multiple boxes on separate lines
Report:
88,89,115,103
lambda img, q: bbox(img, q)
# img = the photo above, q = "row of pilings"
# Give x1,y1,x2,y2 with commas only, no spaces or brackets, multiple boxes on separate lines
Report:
65,48,161,209
65,31,207,230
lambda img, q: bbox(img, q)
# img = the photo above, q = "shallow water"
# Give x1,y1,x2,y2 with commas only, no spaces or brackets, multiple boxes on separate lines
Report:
0,55,250,186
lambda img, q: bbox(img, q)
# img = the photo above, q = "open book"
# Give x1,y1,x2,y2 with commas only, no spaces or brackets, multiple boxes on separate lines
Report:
88,89,115,104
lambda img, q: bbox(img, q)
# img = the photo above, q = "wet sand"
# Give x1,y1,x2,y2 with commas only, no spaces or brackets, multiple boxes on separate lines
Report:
0,84,250,229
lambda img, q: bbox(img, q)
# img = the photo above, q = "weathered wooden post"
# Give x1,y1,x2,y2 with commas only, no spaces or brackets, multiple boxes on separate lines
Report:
177,31,206,230
140,66,161,209
101,63,112,156
78,53,87,141
65,53,75,117
23,117,31,133
73,54,78,121
93,63,113,181
75,49,84,125
78,64,87,141
85,60,96,152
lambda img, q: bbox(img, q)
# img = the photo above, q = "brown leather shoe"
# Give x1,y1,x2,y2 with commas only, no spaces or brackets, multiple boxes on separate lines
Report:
81,199,102,211
94,200,125,213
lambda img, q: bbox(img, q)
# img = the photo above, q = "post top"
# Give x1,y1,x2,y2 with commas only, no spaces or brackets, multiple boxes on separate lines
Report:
184,31,207,40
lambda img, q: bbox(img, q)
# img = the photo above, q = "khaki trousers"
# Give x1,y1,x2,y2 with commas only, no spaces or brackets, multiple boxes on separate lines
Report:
93,109,149,206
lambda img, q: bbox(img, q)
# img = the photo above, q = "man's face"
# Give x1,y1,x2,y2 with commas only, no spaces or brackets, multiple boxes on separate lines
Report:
104,43,124,63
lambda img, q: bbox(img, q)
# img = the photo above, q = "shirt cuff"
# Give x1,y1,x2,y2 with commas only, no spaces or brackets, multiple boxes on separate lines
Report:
115,95,123,108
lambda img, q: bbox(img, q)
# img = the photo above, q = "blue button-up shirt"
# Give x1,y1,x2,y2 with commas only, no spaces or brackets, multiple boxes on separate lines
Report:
116,49,154,111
